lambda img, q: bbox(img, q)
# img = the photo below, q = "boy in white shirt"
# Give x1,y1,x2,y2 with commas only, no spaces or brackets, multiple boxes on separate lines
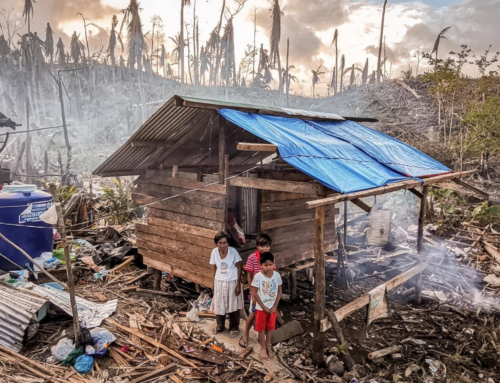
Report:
251,252,282,361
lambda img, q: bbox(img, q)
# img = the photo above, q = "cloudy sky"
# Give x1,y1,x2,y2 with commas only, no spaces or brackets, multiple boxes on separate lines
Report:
2,0,499,95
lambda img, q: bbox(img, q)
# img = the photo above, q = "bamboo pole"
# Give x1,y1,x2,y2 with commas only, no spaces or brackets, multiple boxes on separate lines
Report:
0,231,67,288
49,184,80,344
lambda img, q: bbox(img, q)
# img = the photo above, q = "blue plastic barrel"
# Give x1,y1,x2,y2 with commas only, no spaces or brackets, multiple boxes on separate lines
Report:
0,185,53,271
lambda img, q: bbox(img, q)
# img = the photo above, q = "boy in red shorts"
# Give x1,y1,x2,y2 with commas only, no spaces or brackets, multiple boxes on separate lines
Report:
251,252,282,360
240,234,276,348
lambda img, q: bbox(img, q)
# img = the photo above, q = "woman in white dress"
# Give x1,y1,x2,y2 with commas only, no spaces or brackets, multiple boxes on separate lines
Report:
210,231,243,337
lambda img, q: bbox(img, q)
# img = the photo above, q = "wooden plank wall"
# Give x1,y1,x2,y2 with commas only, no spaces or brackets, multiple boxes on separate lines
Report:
133,170,225,288
259,173,338,269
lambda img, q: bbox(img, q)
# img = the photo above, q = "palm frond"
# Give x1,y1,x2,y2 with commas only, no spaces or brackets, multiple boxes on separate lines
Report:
270,0,282,66
23,0,36,22
123,0,145,70
432,26,451,54
70,32,81,65
361,58,369,86
56,38,65,65
45,23,54,61
330,29,338,48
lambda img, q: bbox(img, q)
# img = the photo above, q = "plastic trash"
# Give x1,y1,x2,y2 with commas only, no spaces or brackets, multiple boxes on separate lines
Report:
89,327,116,356
186,306,200,323
44,257,61,269
85,345,96,355
74,355,94,373
52,338,75,362
426,359,447,382
41,282,65,290
94,270,110,279
211,344,223,353
120,345,130,353
74,239,93,248
63,348,84,366
32,257,45,272
40,204,58,224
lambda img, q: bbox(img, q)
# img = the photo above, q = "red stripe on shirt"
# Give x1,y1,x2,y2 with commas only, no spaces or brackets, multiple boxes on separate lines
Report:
244,251,277,275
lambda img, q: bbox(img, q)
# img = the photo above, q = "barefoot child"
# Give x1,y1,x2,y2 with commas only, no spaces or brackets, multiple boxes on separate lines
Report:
251,252,282,360
239,234,276,348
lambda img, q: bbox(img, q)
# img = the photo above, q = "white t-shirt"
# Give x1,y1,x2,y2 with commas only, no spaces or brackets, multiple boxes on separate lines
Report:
209,247,242,282
251,271,282,311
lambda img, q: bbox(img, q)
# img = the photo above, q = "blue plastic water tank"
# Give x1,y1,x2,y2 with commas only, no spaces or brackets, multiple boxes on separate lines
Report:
0,185,53,271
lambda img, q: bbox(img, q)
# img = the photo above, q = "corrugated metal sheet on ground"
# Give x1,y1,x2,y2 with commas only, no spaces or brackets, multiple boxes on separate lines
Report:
29,285,118,328
218,109,451,194
0,284,49,352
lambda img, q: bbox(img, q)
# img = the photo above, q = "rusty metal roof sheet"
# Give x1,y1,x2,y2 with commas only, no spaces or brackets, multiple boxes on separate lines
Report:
0,283,49,352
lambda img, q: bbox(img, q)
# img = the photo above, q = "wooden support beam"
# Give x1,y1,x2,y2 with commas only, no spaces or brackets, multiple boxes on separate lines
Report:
415,185,429,305
219,115,226,182
321,263,427,330
306,170,476,209
229,176,322,195
451,178,489,199
417,186,429,254
312,205,326,366
409,188,424,199
154,269,162,291
236,142,277,152
350,198,372,213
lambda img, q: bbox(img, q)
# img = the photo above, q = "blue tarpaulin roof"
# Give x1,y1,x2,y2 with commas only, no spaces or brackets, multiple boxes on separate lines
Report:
218,109,451,194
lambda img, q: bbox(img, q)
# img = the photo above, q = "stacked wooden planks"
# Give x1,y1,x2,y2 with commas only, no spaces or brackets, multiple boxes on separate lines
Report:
259,173,339,269
133,170,226,288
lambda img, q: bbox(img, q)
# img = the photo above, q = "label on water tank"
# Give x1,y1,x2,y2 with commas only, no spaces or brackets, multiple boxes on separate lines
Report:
19,201,52,223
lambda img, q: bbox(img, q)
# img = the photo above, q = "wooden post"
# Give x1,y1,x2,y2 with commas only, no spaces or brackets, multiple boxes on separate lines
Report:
219,116,226,183
417,186,429,253
49,184,80,344
172,165,179,179
415,185,429,305
290,269,297,301
343,200,348,245
312,205,326,366
154,269,162,291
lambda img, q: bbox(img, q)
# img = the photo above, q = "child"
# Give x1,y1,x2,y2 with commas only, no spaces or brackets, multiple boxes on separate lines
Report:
239,234,276,348
251,252,282,361
210,231,243,337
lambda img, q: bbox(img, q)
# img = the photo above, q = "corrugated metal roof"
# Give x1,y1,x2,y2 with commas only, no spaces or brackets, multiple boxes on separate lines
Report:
0,283,49,352
93,95,351,177
178,96,345,121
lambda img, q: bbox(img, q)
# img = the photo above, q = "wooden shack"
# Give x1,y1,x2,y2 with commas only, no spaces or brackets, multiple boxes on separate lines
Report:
95,95,477,364
93,96,356,287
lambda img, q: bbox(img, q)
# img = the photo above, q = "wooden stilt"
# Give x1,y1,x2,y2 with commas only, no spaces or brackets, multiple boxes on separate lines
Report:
307,268,314,282
312,205,326,366
417,186,429,254
415,186,428,305
154,269,162,291
290,269,297,301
